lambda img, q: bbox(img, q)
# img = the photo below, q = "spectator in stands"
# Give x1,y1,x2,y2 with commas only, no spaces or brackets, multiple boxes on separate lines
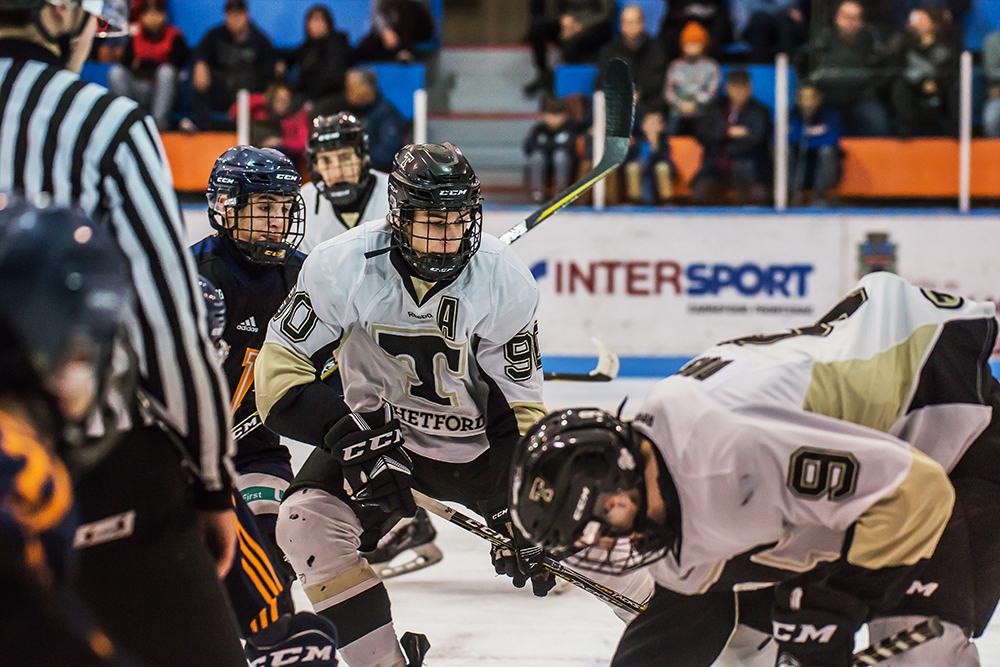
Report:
788,81,843,205
664,22,720,135
731,0,807,63
802,0,890,136
244,82,311,163
524,0,616,96
691,68,772,205
276,6,350,115
344,68,408,173
184,0,276,132
658,0,732,62
107,0,188,130
889,6,959,136
353,0,435,63
524,96,581,203
624,104,675,204
982,28,1000,136
595,6,666,108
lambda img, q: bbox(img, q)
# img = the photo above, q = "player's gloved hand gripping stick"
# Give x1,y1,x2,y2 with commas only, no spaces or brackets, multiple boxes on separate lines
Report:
323,404,417,517
413,490,646,614
486,506,557,597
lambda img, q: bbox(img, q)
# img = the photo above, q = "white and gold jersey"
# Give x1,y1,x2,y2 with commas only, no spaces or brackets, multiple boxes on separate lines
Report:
257,219,544,463
634,378,953,596
672,271,998,472
630,272,983,595
298,170,391,255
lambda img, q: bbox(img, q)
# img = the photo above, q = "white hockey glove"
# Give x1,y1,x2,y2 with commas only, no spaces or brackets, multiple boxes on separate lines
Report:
323,405,417,517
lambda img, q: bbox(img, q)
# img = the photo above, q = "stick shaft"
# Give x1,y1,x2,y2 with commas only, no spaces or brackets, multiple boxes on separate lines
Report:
413,490,645,615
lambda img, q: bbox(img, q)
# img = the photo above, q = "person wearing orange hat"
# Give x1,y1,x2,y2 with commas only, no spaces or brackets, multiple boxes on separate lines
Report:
664,21,720,135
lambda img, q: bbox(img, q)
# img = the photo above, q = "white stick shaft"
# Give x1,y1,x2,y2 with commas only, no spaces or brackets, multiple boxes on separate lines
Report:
593,90,607,210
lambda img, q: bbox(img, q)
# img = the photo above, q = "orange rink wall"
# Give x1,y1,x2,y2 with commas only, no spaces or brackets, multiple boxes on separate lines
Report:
161,132,1000,198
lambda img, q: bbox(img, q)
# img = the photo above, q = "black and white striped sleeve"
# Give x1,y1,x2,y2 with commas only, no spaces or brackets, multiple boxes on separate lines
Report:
99,109,235,508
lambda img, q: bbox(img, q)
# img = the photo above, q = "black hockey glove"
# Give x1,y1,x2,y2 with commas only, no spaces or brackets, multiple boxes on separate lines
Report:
323,404,417,518
772,581,869,667
487,507,556,597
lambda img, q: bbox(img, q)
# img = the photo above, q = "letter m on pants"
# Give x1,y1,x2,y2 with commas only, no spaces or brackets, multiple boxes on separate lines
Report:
794,624,838,643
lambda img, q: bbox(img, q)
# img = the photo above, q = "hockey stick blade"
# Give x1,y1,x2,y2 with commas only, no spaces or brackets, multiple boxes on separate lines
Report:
543,338,620,382
853,617,944,666
499,58,635,246
413,490,645,615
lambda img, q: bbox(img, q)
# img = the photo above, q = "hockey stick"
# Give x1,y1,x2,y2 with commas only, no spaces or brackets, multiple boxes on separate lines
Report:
412,490,645,615
542,337,619,382
852,617,943,666
498,58,635,246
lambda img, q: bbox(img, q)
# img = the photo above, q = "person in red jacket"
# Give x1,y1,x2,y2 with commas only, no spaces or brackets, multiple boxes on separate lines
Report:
107,0,189,130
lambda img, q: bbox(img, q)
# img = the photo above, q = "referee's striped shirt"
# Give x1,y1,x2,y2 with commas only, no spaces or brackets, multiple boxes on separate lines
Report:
0,39,235,508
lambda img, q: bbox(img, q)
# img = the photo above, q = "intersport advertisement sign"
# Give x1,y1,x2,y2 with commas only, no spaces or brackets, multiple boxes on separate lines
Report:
481,211,843,357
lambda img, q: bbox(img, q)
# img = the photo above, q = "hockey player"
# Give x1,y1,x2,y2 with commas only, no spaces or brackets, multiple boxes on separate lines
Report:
255,142,550,667
511,271,1000,667
198,276,340,667
299,112,441,576
191,146,305,624
299,112,391,254
0,201,135,665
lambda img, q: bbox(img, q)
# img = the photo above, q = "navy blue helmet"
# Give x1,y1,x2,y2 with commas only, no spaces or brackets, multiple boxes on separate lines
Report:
387,143,483,282
306,112,372,208
207,146,306,266
198,276,228,362
0,199,134,434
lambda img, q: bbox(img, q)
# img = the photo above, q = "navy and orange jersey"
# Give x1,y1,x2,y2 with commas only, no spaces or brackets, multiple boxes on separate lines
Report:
191,234,303,471
227,490,292,636
0,409,76,582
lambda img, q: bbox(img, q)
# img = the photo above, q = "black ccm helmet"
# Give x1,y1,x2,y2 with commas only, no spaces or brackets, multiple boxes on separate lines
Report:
387,142,483,282
306,112,372,208
510,408,673,575
207,146,306,266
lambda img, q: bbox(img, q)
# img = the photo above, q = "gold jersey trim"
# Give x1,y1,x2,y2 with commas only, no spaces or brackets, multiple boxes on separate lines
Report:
803,324,938,433
847,447,954,569
254,342,317,422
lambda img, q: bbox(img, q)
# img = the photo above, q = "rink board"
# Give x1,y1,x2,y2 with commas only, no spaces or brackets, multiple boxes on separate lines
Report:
182,206,1000,361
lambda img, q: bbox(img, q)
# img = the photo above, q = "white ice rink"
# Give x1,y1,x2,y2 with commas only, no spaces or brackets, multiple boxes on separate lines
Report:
283,379,1000,667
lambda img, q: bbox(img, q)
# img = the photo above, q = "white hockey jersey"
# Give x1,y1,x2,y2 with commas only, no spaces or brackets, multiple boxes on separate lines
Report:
258,219,544,463
631,273,974,595
298,171,391,255
672,271,998,472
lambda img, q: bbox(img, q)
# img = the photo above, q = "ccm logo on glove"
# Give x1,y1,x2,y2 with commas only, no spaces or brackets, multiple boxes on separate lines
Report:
342,430,403,461
772,622,838,644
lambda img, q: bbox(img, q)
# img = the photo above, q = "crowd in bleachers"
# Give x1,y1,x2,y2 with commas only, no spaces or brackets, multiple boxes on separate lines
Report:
93,0,425,170
524,0,1000,204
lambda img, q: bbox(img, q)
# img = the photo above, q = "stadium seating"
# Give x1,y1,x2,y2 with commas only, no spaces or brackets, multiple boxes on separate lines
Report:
167,0,441,51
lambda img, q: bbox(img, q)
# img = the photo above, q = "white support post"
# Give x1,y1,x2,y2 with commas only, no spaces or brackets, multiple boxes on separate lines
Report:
959,51,972,213
592,90,607,210
774,54,790,211
413,89,428,144
236,88,250,147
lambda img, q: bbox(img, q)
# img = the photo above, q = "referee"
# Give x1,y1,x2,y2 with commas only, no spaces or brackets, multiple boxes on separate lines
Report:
0,1,246,665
